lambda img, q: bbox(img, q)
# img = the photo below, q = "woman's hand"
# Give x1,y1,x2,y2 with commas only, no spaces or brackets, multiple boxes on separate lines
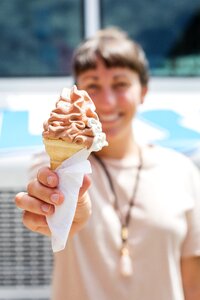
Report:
15,167,92,237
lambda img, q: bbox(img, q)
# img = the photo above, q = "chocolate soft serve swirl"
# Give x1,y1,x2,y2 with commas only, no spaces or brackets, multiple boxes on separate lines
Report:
43,85,107,151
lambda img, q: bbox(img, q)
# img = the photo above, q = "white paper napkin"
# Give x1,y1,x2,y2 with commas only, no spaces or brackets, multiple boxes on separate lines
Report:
46,148,92,252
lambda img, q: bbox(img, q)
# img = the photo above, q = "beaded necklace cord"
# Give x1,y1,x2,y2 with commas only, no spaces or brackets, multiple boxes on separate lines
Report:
93,146,143,277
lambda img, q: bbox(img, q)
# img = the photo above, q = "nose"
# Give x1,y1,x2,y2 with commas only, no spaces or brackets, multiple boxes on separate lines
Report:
100,88,116,108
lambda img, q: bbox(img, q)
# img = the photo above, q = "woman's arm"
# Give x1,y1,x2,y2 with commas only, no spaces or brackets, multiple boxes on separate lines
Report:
181,256,200,300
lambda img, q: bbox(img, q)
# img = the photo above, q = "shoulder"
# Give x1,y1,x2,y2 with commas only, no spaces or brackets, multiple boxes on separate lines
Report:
148,145,199,170
143,144,200,185
150,145,200,188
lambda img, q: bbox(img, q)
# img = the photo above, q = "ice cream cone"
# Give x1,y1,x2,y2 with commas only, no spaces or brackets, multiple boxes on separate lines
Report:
43,138,84,170
42,86,107,170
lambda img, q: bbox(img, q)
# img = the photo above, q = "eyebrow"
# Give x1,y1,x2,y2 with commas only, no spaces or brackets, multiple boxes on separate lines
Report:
81,75,98,81
113,74,129,80
81,74,129,81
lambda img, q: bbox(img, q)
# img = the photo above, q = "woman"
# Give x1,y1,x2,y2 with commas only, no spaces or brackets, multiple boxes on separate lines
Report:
15,28,200,300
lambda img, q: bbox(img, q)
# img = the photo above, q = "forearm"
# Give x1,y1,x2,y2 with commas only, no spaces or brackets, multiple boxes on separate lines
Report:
184,286,200,300
181,257,200,300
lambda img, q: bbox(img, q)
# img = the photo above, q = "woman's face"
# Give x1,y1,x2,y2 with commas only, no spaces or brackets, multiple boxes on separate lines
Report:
77,59,147,143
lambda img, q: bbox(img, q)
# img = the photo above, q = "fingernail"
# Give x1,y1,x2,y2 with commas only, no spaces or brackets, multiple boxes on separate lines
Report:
41,204,51,213
51,194,59,203
47,176,55,185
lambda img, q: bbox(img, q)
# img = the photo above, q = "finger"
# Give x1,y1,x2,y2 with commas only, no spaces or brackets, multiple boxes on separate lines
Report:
37,166,59,187
79,175,91,198
15,192,54,216
23,211,51,236
27,180,64,205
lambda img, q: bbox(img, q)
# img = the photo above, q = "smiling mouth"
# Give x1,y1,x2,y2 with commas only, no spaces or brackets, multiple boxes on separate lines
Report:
99,113,123,123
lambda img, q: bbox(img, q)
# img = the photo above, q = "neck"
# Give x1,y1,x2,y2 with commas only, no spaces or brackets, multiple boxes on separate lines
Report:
96,133,138,159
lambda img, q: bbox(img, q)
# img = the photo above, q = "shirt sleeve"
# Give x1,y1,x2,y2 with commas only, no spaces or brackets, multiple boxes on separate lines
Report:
181,161,200,257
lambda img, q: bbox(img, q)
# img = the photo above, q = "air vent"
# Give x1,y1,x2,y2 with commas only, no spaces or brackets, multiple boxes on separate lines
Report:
0,190,53,299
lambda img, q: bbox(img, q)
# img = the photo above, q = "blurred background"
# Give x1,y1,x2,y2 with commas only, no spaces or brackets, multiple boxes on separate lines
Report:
0,0,200,299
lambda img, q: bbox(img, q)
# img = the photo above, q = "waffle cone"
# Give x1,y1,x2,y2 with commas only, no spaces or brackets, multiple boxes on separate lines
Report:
43,138,84,170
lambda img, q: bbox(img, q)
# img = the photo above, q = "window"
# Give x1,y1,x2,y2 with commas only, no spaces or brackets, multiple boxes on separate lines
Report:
101,0,200,76
0,0,83,77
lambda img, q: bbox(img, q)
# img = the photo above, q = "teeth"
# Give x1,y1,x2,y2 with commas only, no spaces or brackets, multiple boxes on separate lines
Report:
100,114,119,122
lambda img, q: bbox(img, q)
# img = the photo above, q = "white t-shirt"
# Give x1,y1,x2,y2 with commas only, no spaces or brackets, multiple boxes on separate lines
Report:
52,145,200,300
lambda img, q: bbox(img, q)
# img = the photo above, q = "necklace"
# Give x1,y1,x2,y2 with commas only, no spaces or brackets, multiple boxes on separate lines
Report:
93,146,143,277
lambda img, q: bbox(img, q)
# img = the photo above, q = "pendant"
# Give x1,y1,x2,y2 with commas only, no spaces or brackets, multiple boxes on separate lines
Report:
119,246,133,277
121,226,128,241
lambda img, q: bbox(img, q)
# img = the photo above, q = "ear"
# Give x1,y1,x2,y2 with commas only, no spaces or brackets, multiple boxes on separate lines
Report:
140,86,148,104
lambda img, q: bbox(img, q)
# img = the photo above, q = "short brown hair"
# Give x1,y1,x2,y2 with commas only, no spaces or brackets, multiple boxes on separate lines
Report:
72,27,149,86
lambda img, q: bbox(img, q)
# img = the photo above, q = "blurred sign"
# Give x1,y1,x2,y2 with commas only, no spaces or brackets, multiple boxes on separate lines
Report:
136,92,200,167
0,107,200,152
0,92,200,157
0,93,57,154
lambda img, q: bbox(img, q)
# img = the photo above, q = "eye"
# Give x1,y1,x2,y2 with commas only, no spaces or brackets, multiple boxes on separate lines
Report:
113,81,130,91
85,84,100,95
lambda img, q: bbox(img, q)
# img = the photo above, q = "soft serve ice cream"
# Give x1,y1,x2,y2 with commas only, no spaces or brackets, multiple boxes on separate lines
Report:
43,85,107,169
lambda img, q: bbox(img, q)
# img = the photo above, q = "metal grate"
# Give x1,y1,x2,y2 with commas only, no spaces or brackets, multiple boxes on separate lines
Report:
0,190,53,299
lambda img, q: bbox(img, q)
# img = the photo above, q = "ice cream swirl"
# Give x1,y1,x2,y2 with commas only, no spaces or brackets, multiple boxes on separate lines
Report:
43,85,107,150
